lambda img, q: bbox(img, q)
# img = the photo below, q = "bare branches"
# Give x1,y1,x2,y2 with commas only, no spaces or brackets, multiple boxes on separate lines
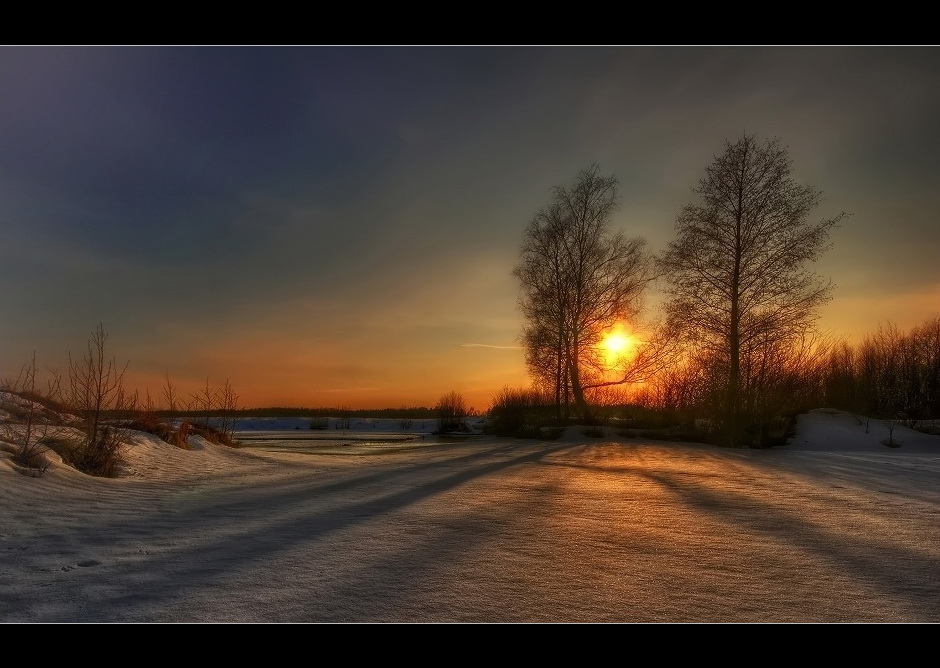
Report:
65,323,129,476
582,320,684,391
177,376,240,445
436,390,467,433
661,134,848,446
163,370,178,412
217,378,239,443
2,352,53,475
515,163,655,423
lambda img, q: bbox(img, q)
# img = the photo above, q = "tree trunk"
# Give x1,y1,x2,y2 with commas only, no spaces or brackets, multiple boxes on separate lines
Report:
554,333,564,421
568,344,594,424
728,324,741,446
727,162,744,447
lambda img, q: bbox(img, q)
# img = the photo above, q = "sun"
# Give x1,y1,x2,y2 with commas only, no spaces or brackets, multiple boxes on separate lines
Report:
599,324,637,367
603,332,632,355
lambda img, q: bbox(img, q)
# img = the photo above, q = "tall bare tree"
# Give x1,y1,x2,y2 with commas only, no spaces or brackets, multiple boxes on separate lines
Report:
515,163,654,424
661,135,847,446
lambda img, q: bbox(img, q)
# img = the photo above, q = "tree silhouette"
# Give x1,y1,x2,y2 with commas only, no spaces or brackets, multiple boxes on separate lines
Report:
661,135,847,446
436,390,467,433
515,164,654,424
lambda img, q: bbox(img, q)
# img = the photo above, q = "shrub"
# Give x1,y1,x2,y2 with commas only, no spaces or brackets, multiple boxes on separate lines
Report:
436,391,468,433
64,324,129,477
187,421,237,447
0,428,51,476
59,425,124,477
1,355,68,477
173,421,192,450
487,386,556,437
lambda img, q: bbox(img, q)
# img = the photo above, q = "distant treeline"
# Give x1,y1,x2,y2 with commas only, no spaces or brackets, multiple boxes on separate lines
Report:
122,406,440,419
821,317,940,422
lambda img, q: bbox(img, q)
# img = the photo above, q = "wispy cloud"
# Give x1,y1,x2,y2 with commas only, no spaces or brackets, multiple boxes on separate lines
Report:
322,387,380,393
461,343,522,349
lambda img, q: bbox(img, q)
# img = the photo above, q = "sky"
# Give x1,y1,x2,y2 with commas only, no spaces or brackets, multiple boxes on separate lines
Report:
2,45,939,410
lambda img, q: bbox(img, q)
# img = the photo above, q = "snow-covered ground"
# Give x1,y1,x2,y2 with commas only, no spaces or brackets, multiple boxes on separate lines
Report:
1,404,938,623
783,408,940,453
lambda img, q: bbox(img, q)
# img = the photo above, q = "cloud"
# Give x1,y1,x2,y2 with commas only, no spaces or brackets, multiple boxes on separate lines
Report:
461,343,522,349
322,387,380,393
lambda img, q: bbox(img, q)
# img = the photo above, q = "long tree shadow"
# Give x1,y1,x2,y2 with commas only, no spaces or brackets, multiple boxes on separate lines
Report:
549,440,940,621
1,437,579,622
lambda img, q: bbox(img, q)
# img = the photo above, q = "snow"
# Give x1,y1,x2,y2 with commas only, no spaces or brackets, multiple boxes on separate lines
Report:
1,402,938,623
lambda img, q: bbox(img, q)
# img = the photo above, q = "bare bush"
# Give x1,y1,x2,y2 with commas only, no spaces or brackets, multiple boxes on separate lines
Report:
64,324,129,477
185,377,239,446
436,391,468,433
487,386,557,437
190,377,215,430
174,420,192,450
1,353,54,475
217,378,239,444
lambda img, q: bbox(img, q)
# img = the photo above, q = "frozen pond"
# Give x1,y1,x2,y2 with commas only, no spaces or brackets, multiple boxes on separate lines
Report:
234,429,449,454
231,415,488,454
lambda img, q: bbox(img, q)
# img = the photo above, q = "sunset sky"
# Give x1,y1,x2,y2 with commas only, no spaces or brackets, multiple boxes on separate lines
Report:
2,45,938,411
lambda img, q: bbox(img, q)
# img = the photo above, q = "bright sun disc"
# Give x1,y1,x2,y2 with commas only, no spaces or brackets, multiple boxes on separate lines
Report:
599,326,637,368
603,332,631,354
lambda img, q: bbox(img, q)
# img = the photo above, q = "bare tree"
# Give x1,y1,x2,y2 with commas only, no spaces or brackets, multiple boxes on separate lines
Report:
436,390,467,433
45,366,63,406
189,377,216,430
915,316,940,418
521,321,569,419
633,352,718,430
827,316,940,429
859,321,923,425
136,388,159,431
514,163,655,424
66,323,129,476
2,353,54,475
823,340,860,414
661,135,847,446
217,378,239,444
163,370,179,412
